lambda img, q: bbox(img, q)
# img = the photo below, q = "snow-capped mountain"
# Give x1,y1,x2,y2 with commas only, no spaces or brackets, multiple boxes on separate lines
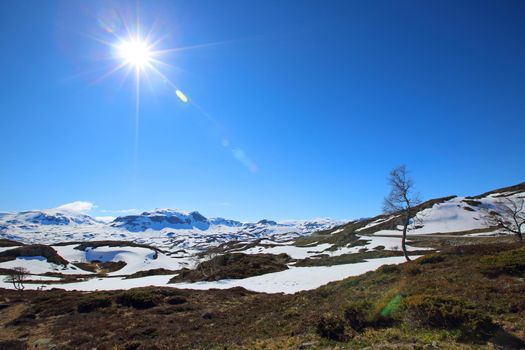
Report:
110,209,243,232
0,209,100,230
1,182,522,255
110,209,339,236
0,207,342,253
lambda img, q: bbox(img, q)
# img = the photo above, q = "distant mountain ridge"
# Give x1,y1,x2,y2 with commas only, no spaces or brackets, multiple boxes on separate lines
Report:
0,209,100,228
0,206,342,250
110,209,243,232
109,208,340,234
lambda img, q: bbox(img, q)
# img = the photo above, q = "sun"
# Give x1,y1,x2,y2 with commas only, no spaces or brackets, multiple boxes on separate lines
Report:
116,38,153,69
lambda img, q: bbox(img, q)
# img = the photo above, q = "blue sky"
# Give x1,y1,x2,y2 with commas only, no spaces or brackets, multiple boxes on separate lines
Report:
0,0,524,221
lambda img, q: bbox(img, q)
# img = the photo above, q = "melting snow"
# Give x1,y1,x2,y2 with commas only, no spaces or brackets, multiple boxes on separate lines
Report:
0,256,416,294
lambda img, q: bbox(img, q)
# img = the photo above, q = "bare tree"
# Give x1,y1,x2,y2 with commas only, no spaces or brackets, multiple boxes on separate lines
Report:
383,165,421,261
485,196,525,242
3,267,29,290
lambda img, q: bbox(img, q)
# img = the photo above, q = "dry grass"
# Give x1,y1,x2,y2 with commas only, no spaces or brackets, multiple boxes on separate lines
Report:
0,242,524,349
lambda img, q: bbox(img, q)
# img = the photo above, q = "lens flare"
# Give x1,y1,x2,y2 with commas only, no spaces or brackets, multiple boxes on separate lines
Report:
175,89,189,103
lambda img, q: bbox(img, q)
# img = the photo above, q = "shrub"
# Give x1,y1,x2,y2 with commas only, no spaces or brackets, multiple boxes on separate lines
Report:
7,311,36,326
283,305,301,318
403,295,494,341
316,313,347,341
377,264,400,274
480,247,525,277
116,289,160,309
366,290,402,328
403,263,422,275
77,294,112,313
170,253,290,282
123,341,142,350
125,268,177,279
0,340,27,350
417,254,445,265
343,301,372,331
463,199,482,207
167,296,187,305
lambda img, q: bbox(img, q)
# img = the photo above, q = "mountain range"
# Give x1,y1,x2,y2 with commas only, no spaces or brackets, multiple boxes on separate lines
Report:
0,207,342,252
1,181,523,254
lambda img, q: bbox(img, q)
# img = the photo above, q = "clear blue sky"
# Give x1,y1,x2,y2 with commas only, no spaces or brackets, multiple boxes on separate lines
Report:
1,0,524,221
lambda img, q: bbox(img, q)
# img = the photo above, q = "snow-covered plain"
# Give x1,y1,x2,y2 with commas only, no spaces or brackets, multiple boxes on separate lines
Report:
171,256,417,293
239,235,431,260
0,255,83,275
241,243,333,259
327,235,433,256
0,256,415,294
53,244,193,276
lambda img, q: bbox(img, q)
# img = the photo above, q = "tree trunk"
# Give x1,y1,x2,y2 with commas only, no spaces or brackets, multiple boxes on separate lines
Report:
402,214,411,261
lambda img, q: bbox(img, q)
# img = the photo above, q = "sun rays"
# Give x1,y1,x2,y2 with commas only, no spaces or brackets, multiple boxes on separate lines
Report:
116,37,153,70
84,7,257,174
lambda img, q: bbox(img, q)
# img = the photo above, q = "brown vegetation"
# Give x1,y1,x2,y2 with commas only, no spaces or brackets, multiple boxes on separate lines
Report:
69,240,164,253
0,239,24,248
0,245,68,265
170,253,290,283
73,261,127,274
0,243,524,349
